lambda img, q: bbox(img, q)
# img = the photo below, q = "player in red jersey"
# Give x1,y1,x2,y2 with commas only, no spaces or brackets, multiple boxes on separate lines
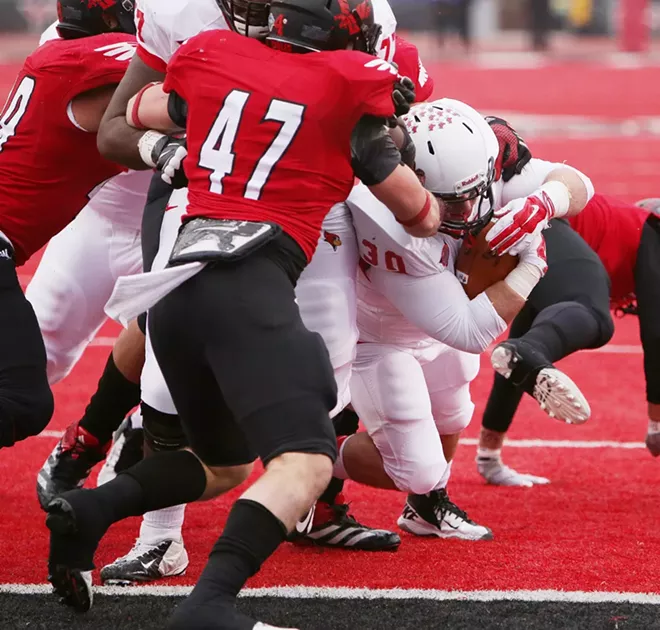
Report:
0,0,136,449
569,195,660,457
44,0,440,624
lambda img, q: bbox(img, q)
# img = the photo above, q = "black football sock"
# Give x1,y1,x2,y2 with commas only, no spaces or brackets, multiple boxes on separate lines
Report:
319,476,344,505
78,352,141,445
481,372,526,434
192,499,287,600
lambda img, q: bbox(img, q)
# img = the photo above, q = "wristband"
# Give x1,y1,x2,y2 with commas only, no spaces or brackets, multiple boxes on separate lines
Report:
504,261,544,300
397,190,432,228
129,82,161,130
536,180,571,219
137,130,167,168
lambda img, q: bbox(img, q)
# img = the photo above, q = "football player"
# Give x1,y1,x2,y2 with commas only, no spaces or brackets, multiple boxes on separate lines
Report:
0,0,137,449
335,98,593,537
484,193,660,482
38,0,435,585
44,1,440,624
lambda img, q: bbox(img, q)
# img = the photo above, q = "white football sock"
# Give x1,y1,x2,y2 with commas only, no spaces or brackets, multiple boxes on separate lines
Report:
139,504,186,546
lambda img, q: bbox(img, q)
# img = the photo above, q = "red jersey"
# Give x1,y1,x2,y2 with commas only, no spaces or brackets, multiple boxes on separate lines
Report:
393,35,434,103
164,31,397,261
0,33,136,265
569,194,649,303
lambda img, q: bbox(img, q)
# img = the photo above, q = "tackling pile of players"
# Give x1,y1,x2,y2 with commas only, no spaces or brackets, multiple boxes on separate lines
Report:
0,0,658,627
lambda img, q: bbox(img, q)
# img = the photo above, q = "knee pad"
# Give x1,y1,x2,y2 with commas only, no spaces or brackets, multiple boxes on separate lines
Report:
141,402,188,452
385,456,449,496
573,298,615,348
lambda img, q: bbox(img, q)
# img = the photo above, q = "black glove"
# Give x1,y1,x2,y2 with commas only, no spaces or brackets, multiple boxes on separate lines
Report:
152,135,188,189
392,76,416,119
486,115,532,183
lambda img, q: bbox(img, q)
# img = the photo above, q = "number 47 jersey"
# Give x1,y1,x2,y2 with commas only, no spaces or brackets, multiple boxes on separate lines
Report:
163,30,398,262
0,33,135,266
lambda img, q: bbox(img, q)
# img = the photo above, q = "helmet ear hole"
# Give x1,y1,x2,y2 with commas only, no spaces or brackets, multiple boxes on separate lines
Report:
462,123,474,134
427,141,435,156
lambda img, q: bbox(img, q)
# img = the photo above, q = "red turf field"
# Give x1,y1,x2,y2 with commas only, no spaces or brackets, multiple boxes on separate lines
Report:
0,56,659,628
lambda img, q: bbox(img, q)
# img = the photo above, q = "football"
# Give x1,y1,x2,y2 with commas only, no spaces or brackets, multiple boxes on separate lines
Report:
455,221,519,299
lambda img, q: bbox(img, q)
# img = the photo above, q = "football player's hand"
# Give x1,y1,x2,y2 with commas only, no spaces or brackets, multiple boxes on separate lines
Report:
486,191,556,256
392,76,416,118
486,115,532,182
152,135,188,189
516,232,548,277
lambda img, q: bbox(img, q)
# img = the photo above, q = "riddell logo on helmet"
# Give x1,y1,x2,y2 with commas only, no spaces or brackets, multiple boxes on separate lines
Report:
323,231,342,251
459,173,480,188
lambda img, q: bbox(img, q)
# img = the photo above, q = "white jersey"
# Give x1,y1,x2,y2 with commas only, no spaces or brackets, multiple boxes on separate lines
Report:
348,158,581,352
134,0,397,72
135,0,229,71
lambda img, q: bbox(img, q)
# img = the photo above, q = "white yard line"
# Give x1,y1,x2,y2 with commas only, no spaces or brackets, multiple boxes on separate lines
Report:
1,583,660,603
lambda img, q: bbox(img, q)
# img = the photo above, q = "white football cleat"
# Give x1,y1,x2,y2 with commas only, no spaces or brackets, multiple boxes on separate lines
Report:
398,489,493,541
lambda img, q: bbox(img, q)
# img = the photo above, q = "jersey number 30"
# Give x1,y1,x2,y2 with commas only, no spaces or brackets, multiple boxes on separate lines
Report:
0,76,35,153
199,89,304,201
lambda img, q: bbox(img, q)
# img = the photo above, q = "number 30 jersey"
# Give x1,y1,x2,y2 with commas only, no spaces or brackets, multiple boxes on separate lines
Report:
0,33,135,265
164,31,398,261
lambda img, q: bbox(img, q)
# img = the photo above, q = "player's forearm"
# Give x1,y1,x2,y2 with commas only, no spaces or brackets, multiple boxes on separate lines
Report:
126,84,178,134
97,55,165,170
543,167,593,217
484,282,527,324
369,165,441,237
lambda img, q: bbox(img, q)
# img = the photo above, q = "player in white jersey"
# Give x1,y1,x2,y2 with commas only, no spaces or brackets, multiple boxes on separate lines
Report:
328,99,594,539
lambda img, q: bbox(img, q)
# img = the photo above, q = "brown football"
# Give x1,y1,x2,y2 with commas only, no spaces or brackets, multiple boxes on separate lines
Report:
455,221,519,299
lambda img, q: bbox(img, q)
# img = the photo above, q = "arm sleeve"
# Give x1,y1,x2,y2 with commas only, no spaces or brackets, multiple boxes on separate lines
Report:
135,4,169,73
351,116,402,186
367,267,508,354
501,158,594,206
392,35,434,102
167,91,188,128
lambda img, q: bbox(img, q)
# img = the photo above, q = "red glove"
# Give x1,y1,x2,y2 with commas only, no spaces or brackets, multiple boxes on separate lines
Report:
486,116,532,182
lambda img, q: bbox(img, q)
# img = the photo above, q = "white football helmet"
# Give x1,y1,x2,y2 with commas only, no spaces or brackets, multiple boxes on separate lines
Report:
402,98,500,237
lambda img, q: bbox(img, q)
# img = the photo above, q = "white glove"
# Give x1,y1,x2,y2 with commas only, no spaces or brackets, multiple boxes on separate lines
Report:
503,232,548,300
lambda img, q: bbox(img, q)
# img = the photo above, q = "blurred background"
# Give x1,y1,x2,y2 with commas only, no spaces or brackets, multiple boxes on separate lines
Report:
0,0,658,202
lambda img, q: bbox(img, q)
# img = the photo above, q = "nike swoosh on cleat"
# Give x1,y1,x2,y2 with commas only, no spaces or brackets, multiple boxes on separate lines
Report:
295,505,316,534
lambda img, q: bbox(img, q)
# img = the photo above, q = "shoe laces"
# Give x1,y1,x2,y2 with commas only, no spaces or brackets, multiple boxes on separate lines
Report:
120,539,164,563
432,490,474,524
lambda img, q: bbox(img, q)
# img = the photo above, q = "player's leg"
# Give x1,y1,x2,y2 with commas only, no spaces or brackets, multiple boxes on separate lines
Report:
479,220,613,485
348,343,479,538
0,236,54,447
490,220,612,424
148,236,337,628
34,178,149,507
294,202,398,550
45,329,254,611
397,347,492,540
99,327,190,585
476,306,550,486
635,216,660,455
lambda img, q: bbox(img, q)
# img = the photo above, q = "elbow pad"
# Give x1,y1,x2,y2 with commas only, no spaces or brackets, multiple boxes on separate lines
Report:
167,91,188,128
351,115,402,186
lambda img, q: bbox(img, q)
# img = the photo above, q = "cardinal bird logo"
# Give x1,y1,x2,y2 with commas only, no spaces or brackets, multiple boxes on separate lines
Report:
335,0,372,35
323,231,342,251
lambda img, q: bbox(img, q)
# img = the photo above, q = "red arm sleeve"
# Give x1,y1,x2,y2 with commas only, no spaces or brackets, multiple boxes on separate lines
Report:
393,35,434,103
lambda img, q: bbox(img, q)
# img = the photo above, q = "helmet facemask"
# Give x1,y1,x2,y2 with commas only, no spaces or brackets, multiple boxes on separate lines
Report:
435,157,496,239
218,0,270,39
